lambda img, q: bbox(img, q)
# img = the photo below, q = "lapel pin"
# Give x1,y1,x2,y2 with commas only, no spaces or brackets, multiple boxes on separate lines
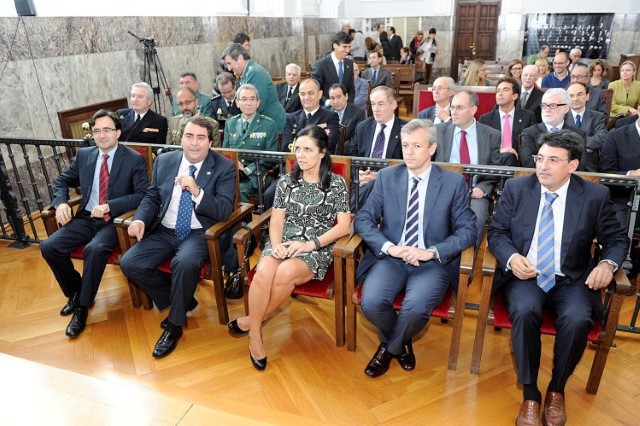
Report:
207,171,211,175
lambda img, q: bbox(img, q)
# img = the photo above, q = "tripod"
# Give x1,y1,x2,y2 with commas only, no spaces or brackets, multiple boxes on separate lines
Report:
128,31,173,116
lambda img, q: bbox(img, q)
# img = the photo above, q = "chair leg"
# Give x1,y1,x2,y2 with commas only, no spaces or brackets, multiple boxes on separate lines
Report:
127,278,141,308
334,257,345,347
345,259,357,351
470,274,493,374
141,289,153,310
448,275,468,371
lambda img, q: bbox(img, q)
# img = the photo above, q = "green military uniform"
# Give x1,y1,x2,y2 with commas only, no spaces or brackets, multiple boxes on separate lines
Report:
240,60,286,132
166,112,221,147
223,113,278,202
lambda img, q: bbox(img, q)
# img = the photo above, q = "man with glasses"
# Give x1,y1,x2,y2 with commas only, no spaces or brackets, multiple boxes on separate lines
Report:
211,72,241,131
167,88,220,146
489,130,628,426
520,89,591,170
40,109,149,338
565,82,608,155
170,72,213,117
417,77,455,123
541,51,571,89
569,64,607,114
117,82,168,144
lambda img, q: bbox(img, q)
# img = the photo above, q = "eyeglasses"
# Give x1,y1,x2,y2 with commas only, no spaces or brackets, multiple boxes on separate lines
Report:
552,61,567,66
432,86,449,92
532,155,570,165
177,99,196,107
450,105,472,112
238,97,258,102
92,128,117,136
570,74,588,80
540,103,567,110
510,66,523,71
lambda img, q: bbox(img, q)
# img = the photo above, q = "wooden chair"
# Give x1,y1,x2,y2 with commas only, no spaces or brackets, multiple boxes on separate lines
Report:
470,170,635,394
339,163,475,370
115,148,254,324
336,124,348,155
233,155,352,346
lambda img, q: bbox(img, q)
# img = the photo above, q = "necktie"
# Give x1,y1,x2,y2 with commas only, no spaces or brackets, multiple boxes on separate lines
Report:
175,165,197,241
551,127,559,133
338,61,344,83
227,101,232,110
372,70,378,83
575,114,582,128
306,112,312,123
537,192,559,292
242,120,249,134
502,113,512,148
459,130,471,184
521,91,528,107
135,114,141,123
98,153,110,222
286,86,293,102
403,177,421,248
371,124,387,158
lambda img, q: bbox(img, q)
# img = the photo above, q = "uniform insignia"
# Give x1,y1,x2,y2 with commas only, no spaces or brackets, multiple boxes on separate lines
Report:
143,128,159,133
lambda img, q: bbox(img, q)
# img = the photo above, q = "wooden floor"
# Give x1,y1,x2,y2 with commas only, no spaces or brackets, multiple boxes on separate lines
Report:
1,236,640,425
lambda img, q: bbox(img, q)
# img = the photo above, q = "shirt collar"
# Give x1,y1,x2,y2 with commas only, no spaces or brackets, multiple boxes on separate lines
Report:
408,164,432,183
179,155,205,176
377,116,395,130
499,108,515,119
99,145,118,157
540,177,570,201
455,119,477,134
304,107,320,117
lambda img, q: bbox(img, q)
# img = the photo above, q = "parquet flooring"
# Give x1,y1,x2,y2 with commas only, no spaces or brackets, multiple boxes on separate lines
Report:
1,234,640,425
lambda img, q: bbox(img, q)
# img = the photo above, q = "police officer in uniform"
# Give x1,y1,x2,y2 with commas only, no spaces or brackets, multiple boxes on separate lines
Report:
167,88,220,147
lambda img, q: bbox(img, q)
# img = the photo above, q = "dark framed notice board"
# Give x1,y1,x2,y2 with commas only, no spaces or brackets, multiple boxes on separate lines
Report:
523,13,614,59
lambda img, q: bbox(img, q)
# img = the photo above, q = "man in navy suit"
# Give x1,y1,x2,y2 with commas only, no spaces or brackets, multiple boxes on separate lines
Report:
520,65,544,123
40,109,149,338
276,63,303,113
361,51,393,89
210,72,241,131
489,130,628,426
311,31,355,107
347,86,406,210
479,77,536,166
120,116,236,358
355,119,476,378
117,82,168,144
385,27,404,62
565,82,608,154
417,77,454,124
569,64,607,115
328,83,366,148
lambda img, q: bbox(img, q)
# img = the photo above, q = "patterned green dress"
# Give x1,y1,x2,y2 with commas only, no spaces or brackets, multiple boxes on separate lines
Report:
262,172,349,279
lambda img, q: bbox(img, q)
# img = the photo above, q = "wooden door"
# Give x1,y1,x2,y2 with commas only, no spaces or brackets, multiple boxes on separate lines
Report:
451,1,500,81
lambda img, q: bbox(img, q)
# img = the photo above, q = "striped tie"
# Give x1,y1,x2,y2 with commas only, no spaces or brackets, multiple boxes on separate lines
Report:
98,153,110,222
403,177,421,248
537,192,558,292
175,165,197,241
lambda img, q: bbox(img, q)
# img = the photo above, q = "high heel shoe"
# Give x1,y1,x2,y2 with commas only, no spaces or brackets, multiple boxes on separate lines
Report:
227,319,249,336
249,351,267,371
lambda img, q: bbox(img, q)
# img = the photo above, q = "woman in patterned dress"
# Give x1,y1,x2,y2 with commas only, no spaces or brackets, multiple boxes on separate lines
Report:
228,125,351,370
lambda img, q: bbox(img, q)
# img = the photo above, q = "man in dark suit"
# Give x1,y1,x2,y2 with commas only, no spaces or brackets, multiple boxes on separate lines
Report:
40,110,149,338
210,72,241,131
385,26,404,62
311,31,355,107
117,82,168,144
569,64,607,115
488,130,628,426
521,65,544,123
354,119,476,378
361,51,393,89
565,82,608,153
480,77,536,166
347,86,406,210
417,77,454,124
436,90,501,249
328,83,366,149
281,78,340,153
276,63,303,113
520,88,593,171
120,116,236,358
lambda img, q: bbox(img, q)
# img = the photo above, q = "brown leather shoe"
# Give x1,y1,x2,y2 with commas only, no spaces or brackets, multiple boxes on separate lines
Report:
542,392,566,426
516,400,541,426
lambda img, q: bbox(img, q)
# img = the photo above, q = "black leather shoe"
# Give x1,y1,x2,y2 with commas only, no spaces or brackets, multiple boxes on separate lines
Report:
60,293,79,316
152,326,183,358
249,350,267,370
228,319,249,336
160,299,198,329
364,344,394,378
397,340,416,371
65,306,88,338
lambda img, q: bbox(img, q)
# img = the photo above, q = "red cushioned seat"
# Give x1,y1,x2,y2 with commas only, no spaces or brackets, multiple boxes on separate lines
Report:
70,244,121,265
247,264,335,299
354,284,453,320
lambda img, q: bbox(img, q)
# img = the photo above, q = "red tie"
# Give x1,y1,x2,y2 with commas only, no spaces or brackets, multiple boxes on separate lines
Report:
99,153,110,222
459,130,471,184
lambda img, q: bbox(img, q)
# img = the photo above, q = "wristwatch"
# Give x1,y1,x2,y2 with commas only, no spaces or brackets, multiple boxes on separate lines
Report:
426,246,439,259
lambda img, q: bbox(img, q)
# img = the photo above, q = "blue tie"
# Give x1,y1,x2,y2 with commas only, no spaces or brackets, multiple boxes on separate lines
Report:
575,114,581,128
403,177,421,248
550,127,559,133
338,61,344,83
175,165,197,241
537,192,559,292
372,70,377,83
370,124,386,158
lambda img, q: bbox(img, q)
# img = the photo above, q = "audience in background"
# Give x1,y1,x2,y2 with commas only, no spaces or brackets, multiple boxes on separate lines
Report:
589,59,610,91
609,60,640,118
459,60,487,86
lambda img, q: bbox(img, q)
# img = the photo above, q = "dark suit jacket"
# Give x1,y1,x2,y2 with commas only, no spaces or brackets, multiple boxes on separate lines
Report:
210,95,241,130
586,87,607,115
276,82,302,113
565,109,608,151
134,150,235,234
281,108,340,153
600,122,640,174
521,87,544,123
335,103,366,147
51,144,148,218
387,35,404,62
418,106,435,121
614,114,637,129
311,54,355,106
116,108,168,144
361,67,393,89
488,173,628,318
347,117,406,158
434,121,501,195
479,106,536,150
354,163,477,290
519,123,592,170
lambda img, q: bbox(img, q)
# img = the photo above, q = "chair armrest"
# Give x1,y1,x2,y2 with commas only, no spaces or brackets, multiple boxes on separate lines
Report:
460,245,475,276
333,233,363,260
205,203,254,240
481,244,497,276
611,268,634,296
41,195,83,236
